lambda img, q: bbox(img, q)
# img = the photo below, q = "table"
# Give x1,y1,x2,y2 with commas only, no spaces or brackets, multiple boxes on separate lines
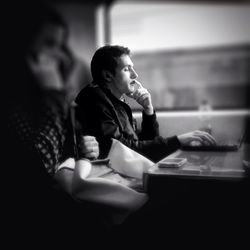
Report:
144,144,249,190
143,144,250,230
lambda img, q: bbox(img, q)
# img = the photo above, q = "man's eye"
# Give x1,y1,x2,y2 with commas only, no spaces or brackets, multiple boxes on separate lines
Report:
125,66,133,71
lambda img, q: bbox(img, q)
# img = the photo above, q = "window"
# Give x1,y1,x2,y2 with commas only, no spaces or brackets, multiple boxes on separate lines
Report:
104,2,250,110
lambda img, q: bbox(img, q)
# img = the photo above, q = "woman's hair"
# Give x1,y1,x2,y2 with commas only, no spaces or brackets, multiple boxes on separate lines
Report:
91,45,130,84
14,3,69,57
7,3,72,99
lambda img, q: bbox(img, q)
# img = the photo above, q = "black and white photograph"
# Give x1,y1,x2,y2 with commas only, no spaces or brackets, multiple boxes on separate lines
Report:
5,0,250,247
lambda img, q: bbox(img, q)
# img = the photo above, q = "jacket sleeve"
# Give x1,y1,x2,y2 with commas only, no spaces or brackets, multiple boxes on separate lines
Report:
77,99,181,162
138,110,159,140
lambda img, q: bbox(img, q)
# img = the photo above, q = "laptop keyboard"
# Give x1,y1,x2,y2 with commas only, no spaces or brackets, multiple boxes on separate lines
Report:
181,143,239,152
181,132,244,152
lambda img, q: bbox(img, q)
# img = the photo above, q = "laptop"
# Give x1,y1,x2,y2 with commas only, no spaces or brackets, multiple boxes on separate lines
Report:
181,133,245,152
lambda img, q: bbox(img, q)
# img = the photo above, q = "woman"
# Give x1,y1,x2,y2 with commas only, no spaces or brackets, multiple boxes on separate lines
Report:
7,3,99,176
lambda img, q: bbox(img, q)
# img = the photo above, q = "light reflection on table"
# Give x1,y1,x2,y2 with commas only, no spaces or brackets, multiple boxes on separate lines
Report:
147,144,249,181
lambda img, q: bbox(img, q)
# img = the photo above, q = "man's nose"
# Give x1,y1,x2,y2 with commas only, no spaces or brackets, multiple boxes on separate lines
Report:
131,68,138,79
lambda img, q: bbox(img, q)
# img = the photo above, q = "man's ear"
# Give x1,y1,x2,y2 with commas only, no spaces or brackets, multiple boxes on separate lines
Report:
102,70,113,82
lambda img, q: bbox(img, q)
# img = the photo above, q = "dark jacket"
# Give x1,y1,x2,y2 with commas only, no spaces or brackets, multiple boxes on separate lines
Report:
75,84,181,162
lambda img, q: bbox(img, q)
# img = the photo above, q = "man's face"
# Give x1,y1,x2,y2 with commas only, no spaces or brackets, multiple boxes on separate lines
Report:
110,54,138,98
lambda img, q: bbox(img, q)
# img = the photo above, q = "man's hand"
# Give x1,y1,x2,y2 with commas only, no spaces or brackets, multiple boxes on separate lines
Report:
78,135,99,160
129,80,154,115
177,130,217,146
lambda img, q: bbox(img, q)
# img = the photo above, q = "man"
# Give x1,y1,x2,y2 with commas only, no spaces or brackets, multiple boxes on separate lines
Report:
75,45,216,162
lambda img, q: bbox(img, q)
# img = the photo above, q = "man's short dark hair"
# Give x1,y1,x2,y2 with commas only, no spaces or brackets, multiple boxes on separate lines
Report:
91,45,130,83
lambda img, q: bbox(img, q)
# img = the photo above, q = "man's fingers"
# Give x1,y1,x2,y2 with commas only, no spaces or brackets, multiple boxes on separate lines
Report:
134,80,143,89
80,145,99,154
85,145,99,153
191,136,203,143
84,151,99,160
81,140,99,149
195,131,217,145
137,93,149,104
82,135,97,141
79,136,99,156
133,89,148,100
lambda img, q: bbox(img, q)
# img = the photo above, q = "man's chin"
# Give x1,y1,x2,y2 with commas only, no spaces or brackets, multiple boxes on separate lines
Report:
129,86,135,93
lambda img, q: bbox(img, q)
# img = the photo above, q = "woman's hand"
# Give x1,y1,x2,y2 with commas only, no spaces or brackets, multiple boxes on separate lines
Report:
78,135,99,160
27,52,64,90
177,130,217,146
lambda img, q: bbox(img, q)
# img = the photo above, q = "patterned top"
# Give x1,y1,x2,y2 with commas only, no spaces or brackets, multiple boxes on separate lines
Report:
7,91,73,176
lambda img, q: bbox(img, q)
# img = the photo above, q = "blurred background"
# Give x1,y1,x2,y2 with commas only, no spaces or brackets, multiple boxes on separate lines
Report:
44,0,250,111
6,0,250,140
